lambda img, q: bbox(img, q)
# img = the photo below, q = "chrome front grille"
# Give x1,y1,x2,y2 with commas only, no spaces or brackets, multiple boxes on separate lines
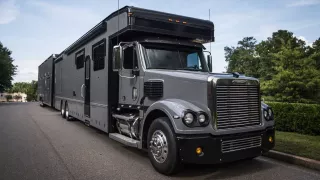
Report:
221,136,261,153
216,84,260,129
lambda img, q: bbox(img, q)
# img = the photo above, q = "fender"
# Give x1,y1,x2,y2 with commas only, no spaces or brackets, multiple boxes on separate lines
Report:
140,98,214,138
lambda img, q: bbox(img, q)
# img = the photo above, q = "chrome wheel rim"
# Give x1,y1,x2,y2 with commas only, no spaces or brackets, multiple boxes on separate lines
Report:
150,130,168,163
66,109,69,118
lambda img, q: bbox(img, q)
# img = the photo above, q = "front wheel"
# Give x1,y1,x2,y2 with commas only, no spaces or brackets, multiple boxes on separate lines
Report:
147,117,181,175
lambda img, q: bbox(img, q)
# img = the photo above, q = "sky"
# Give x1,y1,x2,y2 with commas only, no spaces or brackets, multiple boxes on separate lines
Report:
0,0,320,83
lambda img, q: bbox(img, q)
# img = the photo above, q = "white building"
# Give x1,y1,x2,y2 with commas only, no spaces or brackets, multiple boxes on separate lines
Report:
0,92,27,102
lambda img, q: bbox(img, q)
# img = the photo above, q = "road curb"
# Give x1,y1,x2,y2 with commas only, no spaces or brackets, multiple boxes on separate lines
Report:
263,150,320,171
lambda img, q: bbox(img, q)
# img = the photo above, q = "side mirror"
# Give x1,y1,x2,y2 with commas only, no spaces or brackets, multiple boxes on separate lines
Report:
207,54,212,72
113,45,122,71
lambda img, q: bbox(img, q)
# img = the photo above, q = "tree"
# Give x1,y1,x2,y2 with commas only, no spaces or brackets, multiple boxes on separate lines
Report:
224,37,260,77
310,38,320,70
0,41,17,92
26,80,38,101
224,30,320,103
9,81,38,101
5,94,12,102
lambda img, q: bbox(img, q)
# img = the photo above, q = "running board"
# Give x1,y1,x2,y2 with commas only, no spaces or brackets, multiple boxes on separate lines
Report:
109,133,139,148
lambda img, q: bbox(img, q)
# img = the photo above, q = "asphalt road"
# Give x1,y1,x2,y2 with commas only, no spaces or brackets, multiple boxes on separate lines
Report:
0,102,319,180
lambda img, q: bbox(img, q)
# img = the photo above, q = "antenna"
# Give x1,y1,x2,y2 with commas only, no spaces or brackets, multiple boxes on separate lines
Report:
209,9,211,54
117,0,120,45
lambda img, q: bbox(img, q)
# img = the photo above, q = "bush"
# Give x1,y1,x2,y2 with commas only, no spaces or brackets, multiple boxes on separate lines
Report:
266,102,320,136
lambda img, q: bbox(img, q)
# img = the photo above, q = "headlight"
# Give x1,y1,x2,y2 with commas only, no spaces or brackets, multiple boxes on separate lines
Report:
198,113,209,126
263,110,268,119
268,108,273,117
183,112,194,125
199,114,206,123
263,107,274,121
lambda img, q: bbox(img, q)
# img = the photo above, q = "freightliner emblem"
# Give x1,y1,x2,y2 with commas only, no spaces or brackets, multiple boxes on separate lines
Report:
232,79,247,84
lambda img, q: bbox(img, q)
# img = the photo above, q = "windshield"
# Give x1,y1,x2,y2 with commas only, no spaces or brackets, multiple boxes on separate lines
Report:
142,44,209,72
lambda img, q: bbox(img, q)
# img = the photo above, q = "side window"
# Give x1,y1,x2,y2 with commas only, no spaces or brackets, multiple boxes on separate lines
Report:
93,39,106,71
123,46,138,69
187,52,201,69
75,49,85,69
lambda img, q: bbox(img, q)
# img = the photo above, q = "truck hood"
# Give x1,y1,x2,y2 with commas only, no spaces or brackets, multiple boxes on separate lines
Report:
145,69,259,82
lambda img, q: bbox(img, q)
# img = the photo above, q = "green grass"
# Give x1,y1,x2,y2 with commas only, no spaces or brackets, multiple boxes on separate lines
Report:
274,131,320,161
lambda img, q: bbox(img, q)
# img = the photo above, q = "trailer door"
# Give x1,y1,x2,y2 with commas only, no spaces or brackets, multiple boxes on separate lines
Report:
84,56,91,117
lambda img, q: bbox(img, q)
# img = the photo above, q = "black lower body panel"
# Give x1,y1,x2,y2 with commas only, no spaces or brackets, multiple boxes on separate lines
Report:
177,126,275,164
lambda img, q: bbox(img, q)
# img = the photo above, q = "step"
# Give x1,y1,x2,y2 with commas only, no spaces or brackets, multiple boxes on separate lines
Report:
109,133,139,148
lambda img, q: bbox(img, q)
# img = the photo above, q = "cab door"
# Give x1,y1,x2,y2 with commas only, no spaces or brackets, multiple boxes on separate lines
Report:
118,43,141,105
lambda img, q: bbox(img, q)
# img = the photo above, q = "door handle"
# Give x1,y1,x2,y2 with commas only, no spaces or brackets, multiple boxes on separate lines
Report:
81,84,85,98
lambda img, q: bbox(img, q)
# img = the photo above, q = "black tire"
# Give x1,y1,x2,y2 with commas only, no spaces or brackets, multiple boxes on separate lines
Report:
147,117,181,175
65,102,71,121
39,98,45,107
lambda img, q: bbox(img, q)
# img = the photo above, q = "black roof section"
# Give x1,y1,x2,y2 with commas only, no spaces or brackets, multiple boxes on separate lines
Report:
63,6,129,55
39,54,59,67
62,6,214,56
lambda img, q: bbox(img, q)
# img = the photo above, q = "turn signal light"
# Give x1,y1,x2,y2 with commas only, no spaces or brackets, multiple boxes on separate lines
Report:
196,147,202,155
269,136,273,143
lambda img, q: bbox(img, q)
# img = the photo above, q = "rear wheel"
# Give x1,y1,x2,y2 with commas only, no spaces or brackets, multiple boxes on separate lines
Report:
61,101,65,118
147,117,181,175
39,98,45,107
65,102,71,121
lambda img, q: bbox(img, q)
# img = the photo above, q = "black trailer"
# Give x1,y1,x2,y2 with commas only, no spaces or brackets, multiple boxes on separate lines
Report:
38,54,57,107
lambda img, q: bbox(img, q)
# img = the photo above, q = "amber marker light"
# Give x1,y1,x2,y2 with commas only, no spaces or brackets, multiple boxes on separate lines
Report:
196,147,202,155
269,136,273,143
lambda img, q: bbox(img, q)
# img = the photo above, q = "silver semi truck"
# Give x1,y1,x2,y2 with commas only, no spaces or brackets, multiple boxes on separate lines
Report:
38,6,275,175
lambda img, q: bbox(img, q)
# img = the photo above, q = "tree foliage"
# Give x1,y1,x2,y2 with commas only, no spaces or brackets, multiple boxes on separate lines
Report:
225,30,320,103
9,81,38,101
5,94,12,102
0,41,17,92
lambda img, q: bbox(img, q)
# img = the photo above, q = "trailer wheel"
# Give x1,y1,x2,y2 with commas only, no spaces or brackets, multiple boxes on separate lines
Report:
61,101,65,118
65,102,71,121
39,98,45,107
147,117,181,175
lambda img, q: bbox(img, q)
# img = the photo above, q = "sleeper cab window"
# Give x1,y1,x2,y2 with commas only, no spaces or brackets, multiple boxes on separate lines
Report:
92,39,106,71
75,49,85,69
